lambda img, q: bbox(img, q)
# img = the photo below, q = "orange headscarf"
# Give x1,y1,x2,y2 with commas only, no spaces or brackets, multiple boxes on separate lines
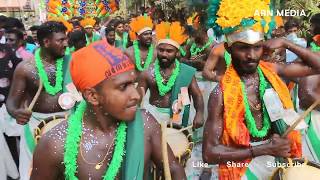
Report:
70,40,135,92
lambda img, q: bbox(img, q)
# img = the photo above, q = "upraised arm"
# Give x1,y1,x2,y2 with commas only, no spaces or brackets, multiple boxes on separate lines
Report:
263,38,320,78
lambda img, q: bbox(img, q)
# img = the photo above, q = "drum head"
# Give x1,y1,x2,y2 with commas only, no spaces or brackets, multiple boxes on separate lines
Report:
166,128,189,157
41,118,65,135
272,159,320,180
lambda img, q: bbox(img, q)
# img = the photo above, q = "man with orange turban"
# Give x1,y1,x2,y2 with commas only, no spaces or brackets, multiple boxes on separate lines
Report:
31,40,186,179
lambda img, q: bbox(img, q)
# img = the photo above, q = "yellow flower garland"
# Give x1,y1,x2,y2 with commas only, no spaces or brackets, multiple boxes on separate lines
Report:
215,0,271,33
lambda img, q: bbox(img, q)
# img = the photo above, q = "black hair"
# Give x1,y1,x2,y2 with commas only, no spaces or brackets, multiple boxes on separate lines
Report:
25,36,35,44
311,13,320,35
94,17,101,25
37,21,67,46
105,26,115,35
3,17,25,30
113,19,123,29
107,19,118,28
29,25,40,31
5,28,24,40
71,16,83,22
0,15,7,27
310,13,320,24
284,18,299,31
68,30,86,46
71,21,81,28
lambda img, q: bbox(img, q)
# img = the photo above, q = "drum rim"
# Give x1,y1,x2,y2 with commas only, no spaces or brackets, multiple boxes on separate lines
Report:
34,115,68,143
271,158,320,180
166,124,193,164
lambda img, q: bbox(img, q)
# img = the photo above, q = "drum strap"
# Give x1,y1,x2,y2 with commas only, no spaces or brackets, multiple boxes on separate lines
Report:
24,123,36,154
62,54,72,93
169,63,196,127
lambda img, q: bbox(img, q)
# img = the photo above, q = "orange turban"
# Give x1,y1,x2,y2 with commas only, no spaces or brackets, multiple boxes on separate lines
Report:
70,40,135,92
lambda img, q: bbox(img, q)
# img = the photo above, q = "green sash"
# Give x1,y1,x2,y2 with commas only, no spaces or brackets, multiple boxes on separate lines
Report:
224,51,231,67
62,53,72,93
305,112,320,161
169,63,196,127
121,108,145,179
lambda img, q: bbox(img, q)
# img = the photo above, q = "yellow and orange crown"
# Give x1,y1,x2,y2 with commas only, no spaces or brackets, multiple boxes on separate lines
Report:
80,18,96,28
129,15,153,40
155,21,188,49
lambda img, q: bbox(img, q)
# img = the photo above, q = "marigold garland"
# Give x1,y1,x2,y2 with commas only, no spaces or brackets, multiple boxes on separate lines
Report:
241,67,271,138
133,40,154,71
64,101,127,180
154,59,180,96
34,48,63,95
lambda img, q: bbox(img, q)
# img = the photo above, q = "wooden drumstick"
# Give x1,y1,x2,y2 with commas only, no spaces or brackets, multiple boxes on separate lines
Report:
139,87,146,108
28,80,43,112
282,99,320,137
161,121,172,180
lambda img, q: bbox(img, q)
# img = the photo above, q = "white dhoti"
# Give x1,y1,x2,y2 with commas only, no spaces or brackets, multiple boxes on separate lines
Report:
300,110,320,163
20,111,67,180
144,103,171,123
0,104,67,180
0,105,20,179
205,140,276,180
293,86,320,163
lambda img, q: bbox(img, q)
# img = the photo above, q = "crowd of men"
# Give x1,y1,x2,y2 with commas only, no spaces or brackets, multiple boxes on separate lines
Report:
0,2,320,180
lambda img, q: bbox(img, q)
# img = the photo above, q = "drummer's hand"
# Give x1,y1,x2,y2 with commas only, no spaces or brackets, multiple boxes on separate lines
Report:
14,108,32,125
267,134,291,158
193,113,204,130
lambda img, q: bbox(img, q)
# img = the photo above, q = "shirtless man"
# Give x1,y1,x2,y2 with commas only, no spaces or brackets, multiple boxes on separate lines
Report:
182,28,214,71
30,40,186,180
203,1,320,178
203,32,320,180
6,21,69,180
125,15,156,72
138,22,204,129
297,13,320,163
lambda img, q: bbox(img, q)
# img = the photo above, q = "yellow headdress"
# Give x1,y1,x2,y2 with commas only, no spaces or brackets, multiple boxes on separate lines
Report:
129,15,153,40
155,21,188,49
80,18,96,29
207,0,276,46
